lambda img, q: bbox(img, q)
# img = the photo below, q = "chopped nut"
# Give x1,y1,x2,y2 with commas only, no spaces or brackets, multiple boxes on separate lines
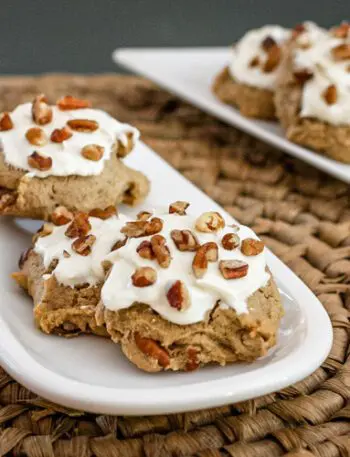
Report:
111,237,127,251
219,260,249,279
51,206,73,226
63,250,71,258
331,23,350,38
192,242,218,278
262,45,281,73
81,144,104,161
65,212,91,238
222,233,240,250
67,119,98,132
137,240,155,260
132,266,157,287
261,35,277,51
331,43,350,61
50,126,73,143
323,84,337,105
151,234,171,268
137,211,152,221
134,333,169,367
25,127,48,146
27,151,52,171
186,347,199,371
293,69,313,84
116,132,134,158
0,187,16,211
195,211,225,233
166,280,191,311
121,217,163,238
170,229,199,251
57,95,92,110
72,234,96,256
291,23,306,39
0,112,13,131
32,94,53,125
249,56,260,68
89,206,116,219
169,201,190,215
34,222,54,241
241,238,265,256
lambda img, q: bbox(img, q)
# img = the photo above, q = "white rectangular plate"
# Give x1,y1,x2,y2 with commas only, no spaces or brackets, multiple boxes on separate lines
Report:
0,143,332,415
114,47,350,184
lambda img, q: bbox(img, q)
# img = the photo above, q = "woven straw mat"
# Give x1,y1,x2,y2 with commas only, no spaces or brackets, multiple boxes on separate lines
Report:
0,74,349,457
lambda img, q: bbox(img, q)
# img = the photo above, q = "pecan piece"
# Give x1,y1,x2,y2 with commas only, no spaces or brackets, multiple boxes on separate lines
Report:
241,238,264,256
137,210,152,221
166,280,191,311
81,144,104,161
169,201,190,215
25,127,48,146
262,44,281,73
132,266,157,287
192,242,218,278
261,35,277,51
51,206,73,226
121,217,163,238
72,234,96,256
171,229,199,252
33,223,54,242
222,233,240,250
50,126,73,143
291,23,306,39
219,260,249,279
323,84,337,105
151,234,171,268
111,237,127,251
249,56,260,68
331,43,350,61
0,112,13,131
67,119,98,132
134,333,170,368
137,240,155,260
32,94,52,125
27,151,52,171
89,206,117,220
331,23,350,38
293,69,313,84
186,347,199,371
0,187,16,210
57,95,91,110
195,211,225,233
65,212,91,238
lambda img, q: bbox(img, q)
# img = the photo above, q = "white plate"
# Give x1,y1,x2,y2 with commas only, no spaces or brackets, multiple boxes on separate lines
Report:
0,143,332,415
114,47,350,184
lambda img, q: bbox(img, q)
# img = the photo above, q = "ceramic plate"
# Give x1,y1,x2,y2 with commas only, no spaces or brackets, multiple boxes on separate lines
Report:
114,47,350,184
0,143,332,415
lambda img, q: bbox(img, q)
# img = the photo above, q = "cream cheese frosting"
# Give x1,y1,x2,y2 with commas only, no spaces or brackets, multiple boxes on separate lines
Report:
229,25,290,90
0,102,139,178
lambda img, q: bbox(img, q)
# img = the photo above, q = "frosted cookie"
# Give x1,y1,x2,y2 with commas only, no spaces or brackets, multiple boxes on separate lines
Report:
213,25,290,119
96,202,283,372
12,208,129,336
0,95,150,220
275,22,350,163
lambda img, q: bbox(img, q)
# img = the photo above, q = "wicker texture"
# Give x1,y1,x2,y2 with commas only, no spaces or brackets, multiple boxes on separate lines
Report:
0,74,349,456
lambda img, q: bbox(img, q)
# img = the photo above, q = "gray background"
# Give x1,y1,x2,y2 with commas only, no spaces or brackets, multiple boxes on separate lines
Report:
0,0,347,74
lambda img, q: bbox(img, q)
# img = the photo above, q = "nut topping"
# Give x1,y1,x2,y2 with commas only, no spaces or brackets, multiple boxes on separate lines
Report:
219,260,249,280
32,94,53,126
131,267,157,287
57,95,92,110
121,217,163,238
331,23,350,38
291,23,306,39
65,212,91,238
151,234,171,268
169,201,190,215
72,234,96,256
241,238,265,256
81,144,104,161
323,84,337,105
111,237,127,251
33,222,54,242
186,348,199,371
137,240,155,260
166,280,191,311
134,333,170,367
63,250,71,258
25,127,48,146
50,126,73,143
51,206,73,226
261,35,277,51
195,212,225,233
262,44,281,73
331,43,350,61
27,151,52,171
249,56,260,68
89,206,117,220
222,233,240,250
293,69,313,84
137,211,152,221
0,112,13,131
67,119,99,132
171,229,199,252
192,242,218,278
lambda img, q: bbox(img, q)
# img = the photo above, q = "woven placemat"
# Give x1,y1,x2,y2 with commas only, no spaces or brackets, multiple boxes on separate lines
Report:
0,74,349,456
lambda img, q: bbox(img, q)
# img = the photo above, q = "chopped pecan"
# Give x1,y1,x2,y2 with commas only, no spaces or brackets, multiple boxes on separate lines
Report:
131,266,157,287
219,260,249,279
151,234,171,268
27,151,52,171
169,201,190,215
121,217,163,238
192,242,218,278
57,95,92,110
72,234,96,256
137,210,152,221
32,94,52,125
331,43,350,61
89,206,117,219
34,222,54,242
81,144,104,161
25,127,48,146
331,23,350,38
323,84,337,105
195,211,225,233
261,35,277,51
291,23,306,39
249,56,260,68
67,119,98,132
63,250,71,258
116,132,134,158
111,237,127,251
222,233,240,250
134,333,170,368
137,240,155,260
241,238,264,256
262,44,281,73
50,126,73,143
0,112,14,131
171,229,199,252
0,188,16,210
51,206,73,226
185,347,199,371
166,280,191,311
293,69,313,84
65,212,91,238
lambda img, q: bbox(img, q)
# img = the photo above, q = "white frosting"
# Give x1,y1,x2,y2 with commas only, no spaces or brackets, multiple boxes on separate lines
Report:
0,103,139,178
229,25,290,90
293,22,350,125
102,213,270,325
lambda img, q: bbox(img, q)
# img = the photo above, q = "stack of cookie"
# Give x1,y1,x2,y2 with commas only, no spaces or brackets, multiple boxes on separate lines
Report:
213,21,350,164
